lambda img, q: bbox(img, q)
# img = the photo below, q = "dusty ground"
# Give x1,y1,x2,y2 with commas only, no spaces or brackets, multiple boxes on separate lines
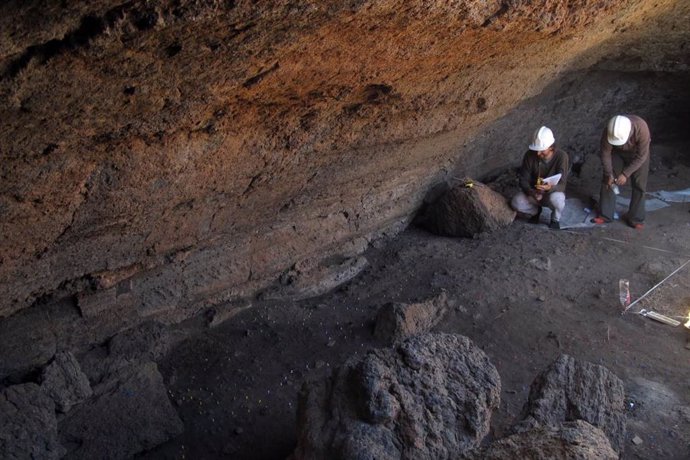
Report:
144,139,690,459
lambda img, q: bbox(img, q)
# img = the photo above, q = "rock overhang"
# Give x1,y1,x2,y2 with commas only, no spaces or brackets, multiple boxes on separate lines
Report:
0,0,689,326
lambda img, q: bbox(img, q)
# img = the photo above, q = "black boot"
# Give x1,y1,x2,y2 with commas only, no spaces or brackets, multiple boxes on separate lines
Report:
529,207,542,224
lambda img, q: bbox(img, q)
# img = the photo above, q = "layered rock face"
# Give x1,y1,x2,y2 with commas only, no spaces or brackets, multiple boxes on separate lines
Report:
1,0,689,331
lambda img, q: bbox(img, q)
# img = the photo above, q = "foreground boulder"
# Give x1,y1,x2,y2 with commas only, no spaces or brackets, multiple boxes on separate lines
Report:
374,291,449,343
463,420,618,460
293,333,501,460
417,179,515,237
59,362,183,459
0,383,65,459
514,354,626,454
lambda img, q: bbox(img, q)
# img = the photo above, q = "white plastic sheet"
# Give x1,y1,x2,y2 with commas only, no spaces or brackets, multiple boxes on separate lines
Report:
536,195,670,230
648,188,690,203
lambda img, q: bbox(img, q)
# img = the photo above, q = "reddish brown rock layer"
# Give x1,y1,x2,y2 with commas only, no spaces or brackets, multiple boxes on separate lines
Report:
0,0,688,323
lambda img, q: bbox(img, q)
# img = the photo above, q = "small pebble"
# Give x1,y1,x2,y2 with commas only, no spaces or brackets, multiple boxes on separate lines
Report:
632,435,643,445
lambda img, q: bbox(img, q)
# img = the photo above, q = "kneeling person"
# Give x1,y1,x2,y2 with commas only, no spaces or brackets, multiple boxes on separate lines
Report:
511,126,569,230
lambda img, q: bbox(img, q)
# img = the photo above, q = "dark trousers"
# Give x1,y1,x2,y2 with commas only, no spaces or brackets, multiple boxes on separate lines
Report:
599,153,649,224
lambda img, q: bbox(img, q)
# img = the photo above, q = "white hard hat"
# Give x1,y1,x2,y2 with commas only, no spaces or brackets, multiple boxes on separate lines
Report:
528,126,555,151
607,115,632,146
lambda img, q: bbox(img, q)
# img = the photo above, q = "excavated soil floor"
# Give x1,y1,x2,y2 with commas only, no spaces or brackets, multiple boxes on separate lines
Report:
144,138,690,459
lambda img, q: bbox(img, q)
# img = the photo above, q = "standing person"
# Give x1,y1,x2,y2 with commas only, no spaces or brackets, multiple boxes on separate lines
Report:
592,115,650,230
511,126,569,230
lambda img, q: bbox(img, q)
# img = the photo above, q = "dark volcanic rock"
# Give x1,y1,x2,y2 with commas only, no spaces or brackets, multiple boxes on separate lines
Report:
514,354,626,454
0,306,57,382
418,179,515,237
40,351,92,413
59,362,183,460
107,320,177,362
374,291,449,343
260,255,369,301
292,333,501,460
463,420,618,460
78,320,183,384
0,383,65,460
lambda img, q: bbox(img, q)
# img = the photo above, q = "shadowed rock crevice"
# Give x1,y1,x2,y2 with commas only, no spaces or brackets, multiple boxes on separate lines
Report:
4,6,126,80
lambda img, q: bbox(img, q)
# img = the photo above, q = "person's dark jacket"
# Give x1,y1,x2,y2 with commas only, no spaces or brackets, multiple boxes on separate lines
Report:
518,148,569,196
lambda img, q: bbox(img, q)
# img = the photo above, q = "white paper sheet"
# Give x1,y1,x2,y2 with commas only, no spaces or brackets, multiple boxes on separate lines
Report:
542,173,562,186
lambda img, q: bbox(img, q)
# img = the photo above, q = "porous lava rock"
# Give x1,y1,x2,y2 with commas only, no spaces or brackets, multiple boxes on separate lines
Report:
374,291,449,343
107,320,178,362
40,351,93,413
514,354,627,455
0,383,65,460
417,179,516,237
292,333,501,460
77,319,186,386
58,361,183,459
463,420,618,460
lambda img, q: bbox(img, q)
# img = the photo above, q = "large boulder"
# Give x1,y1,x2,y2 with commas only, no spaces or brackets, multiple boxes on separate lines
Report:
59,361,183,460
417,179,515,237
463,420,618,460
40,351,93,413
292,333,501,460
374,291,449,343
514,354,626,454
0,383,65,460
